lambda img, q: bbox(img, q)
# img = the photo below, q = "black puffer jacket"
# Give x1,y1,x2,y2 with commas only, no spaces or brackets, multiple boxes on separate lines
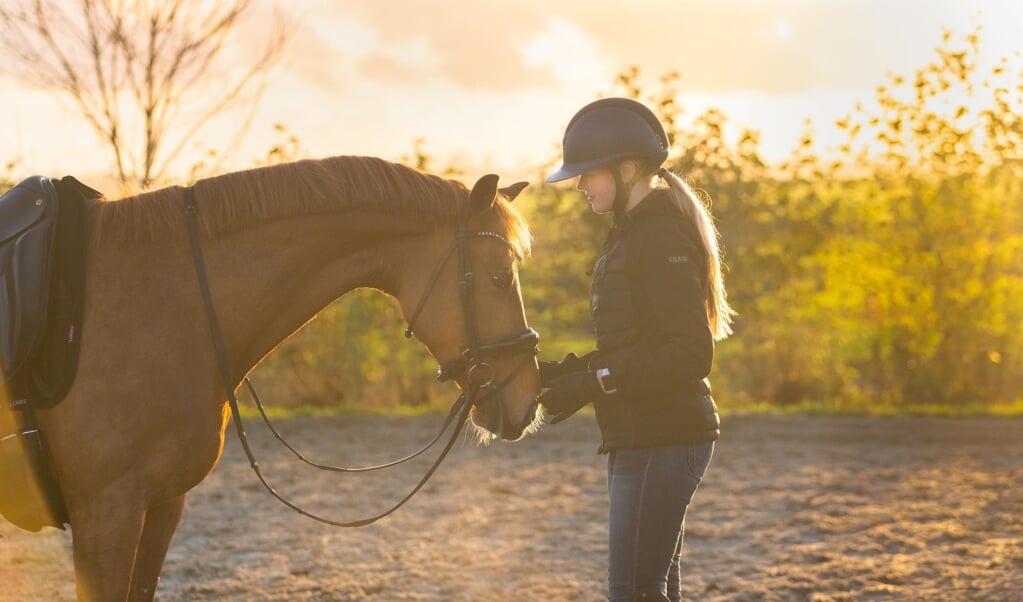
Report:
589,188,720,452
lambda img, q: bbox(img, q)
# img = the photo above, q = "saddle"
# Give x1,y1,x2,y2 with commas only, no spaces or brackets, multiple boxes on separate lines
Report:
0,175,98,532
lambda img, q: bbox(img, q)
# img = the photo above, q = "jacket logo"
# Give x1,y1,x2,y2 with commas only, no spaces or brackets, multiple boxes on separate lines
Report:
668,255,689,264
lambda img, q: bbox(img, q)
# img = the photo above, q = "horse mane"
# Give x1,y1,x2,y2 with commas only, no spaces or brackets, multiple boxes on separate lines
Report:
87,156,497,241
88,154,531,259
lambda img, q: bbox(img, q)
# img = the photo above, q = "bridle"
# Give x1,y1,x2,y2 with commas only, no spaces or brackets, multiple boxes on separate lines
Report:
182,185,539,527
403,200,540,389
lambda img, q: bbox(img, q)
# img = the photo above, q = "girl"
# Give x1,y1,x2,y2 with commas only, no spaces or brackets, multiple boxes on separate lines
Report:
537,97,734,602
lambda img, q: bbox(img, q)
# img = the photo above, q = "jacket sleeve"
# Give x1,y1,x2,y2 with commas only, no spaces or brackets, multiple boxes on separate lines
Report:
600,220,714,397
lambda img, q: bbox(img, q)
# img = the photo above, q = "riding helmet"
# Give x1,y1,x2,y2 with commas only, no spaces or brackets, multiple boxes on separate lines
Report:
546,97,669,183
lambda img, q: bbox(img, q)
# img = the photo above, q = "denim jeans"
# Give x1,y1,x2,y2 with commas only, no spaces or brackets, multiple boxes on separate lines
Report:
606,442,715,602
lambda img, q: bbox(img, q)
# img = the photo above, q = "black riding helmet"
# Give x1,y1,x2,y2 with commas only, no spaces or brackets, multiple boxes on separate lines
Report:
546,97,669,184
546,98,669,213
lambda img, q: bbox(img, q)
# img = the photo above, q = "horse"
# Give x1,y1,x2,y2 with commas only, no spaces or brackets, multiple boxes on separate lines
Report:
4,155,542,601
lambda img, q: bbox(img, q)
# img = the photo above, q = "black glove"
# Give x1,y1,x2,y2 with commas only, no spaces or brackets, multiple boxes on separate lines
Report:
537,371,602,424
538,351,596,388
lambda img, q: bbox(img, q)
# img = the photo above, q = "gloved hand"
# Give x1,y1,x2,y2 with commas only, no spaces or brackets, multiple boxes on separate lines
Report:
537,371,602,424
538,351,596,388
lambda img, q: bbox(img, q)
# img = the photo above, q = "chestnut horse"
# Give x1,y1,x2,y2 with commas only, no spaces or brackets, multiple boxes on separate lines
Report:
10,156,541,600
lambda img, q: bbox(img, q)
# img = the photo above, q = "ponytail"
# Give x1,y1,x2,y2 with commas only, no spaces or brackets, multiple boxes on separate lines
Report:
657,167,735,340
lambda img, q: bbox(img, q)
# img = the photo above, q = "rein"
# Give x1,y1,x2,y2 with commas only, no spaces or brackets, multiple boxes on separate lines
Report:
182,186,538,527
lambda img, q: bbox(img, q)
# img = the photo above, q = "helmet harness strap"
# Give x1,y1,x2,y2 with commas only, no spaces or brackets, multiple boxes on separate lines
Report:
612,162,632,214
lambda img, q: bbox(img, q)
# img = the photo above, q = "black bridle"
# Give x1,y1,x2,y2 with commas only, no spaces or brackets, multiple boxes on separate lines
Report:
403,201,540,387
183,186,538,527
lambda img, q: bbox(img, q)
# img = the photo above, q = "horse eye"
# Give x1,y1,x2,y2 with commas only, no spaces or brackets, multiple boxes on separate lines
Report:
490,272,513,291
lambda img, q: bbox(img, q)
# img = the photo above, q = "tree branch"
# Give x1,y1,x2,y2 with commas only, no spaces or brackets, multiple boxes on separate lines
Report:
0,0,289,188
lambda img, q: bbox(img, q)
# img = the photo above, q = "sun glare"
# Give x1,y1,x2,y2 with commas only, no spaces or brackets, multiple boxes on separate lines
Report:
773,18,794,40
307,18,377,59
524,16,610,87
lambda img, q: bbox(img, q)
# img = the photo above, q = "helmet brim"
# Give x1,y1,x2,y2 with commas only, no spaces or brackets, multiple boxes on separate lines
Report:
545,163,593,183
546,153,630,183
545,151,667,184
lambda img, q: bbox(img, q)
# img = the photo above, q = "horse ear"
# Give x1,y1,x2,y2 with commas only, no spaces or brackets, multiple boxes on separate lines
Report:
469,174,500,215
499,181,528,202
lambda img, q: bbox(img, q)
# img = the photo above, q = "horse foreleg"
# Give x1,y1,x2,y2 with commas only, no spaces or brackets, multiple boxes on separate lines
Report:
127,495,187,602
70,492,146,602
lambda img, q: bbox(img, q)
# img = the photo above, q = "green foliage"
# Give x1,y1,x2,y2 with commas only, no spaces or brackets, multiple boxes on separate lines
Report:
708,29,1022,408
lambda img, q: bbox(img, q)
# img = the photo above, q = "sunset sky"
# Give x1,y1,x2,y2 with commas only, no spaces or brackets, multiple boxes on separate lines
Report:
1,0,1021,188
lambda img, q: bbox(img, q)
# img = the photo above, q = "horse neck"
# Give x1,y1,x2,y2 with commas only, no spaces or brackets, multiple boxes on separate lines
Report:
194,209,439,379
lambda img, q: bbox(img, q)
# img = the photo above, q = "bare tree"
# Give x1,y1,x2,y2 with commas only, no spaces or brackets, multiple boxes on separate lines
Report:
0,0,288,188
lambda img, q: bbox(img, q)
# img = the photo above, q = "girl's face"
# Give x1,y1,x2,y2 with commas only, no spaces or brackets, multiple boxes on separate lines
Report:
577,168,616,214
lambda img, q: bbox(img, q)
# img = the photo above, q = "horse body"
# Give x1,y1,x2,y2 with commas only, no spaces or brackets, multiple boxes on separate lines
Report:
21,157,539,601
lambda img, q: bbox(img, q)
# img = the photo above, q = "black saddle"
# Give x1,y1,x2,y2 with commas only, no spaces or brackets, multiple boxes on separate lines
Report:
0,175,98,532
1,175,95,402
0,176,60,380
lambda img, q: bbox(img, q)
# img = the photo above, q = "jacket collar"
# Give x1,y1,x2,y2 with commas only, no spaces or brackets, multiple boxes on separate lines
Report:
612,187,676,231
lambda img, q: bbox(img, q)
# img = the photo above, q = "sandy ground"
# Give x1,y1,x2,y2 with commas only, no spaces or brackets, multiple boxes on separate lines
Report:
2,413,1022,601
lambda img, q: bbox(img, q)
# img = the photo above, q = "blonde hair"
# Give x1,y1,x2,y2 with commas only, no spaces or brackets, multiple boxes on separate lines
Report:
657,168,735,340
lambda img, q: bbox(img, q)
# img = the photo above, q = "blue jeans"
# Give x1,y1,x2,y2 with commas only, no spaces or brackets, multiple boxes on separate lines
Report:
607,442,715,602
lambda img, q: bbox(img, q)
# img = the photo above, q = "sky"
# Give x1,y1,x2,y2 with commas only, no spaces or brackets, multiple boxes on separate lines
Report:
1,0,1021,189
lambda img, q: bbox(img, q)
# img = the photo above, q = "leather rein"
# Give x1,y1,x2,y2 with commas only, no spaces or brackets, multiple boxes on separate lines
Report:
183,186,539,527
